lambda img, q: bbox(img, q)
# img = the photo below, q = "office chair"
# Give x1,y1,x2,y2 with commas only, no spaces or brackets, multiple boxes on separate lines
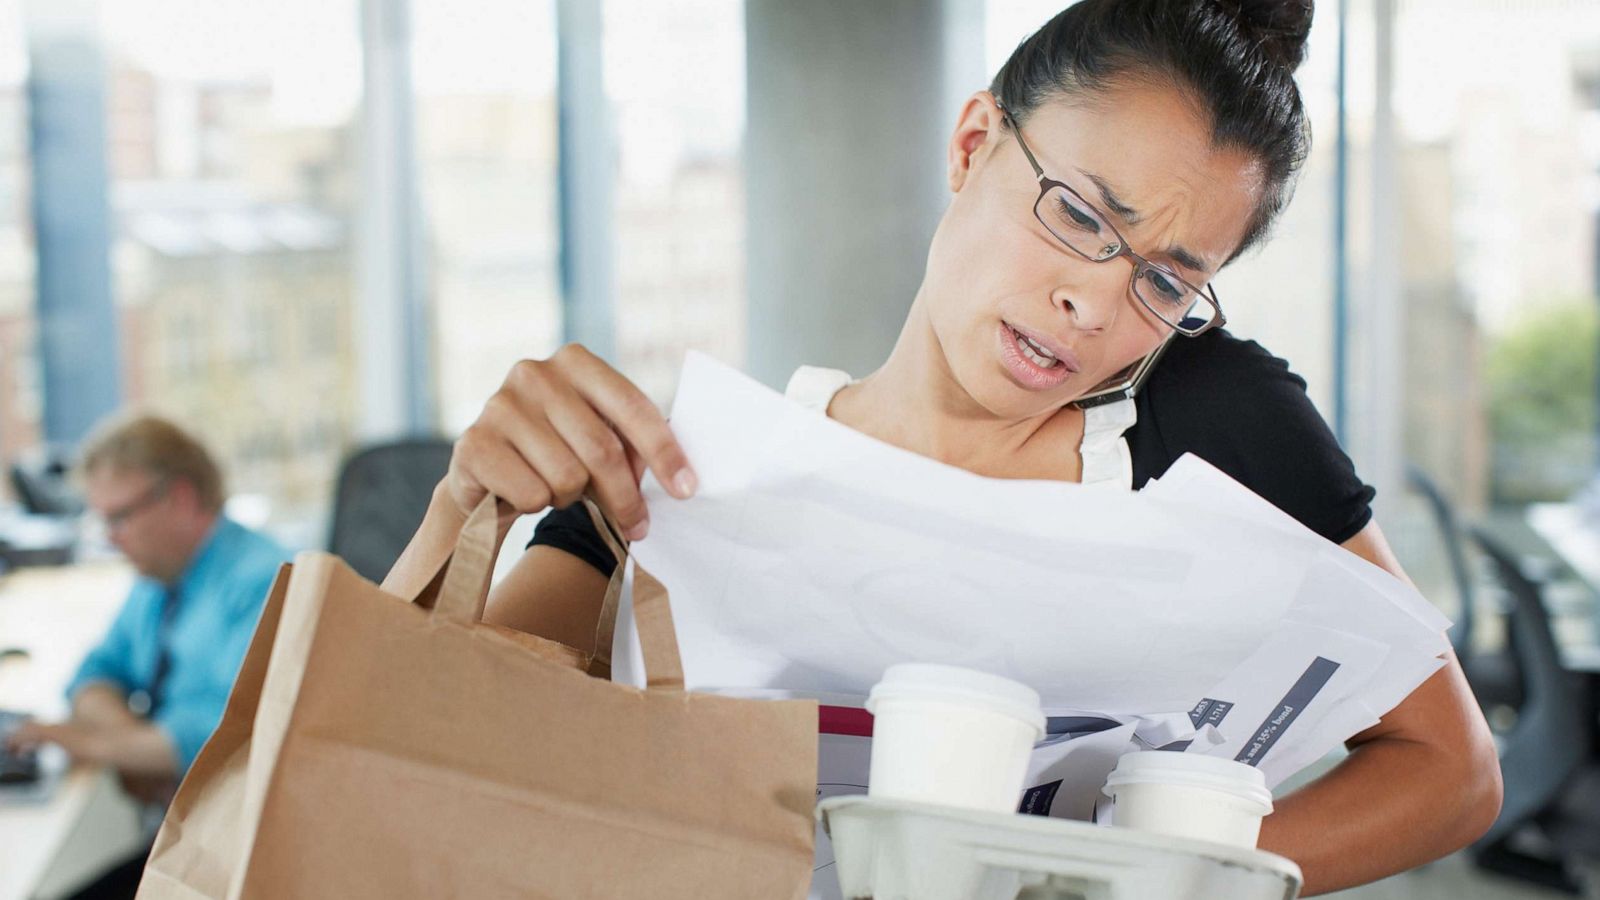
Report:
1469,527,1598,893
327,438,454,584
1405,467,1478,655
8,447,83,517
1406,467,1525,712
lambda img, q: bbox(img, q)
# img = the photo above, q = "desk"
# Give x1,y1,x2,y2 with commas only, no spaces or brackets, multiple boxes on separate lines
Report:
1528,503,1600,595
1526,503,1600,674
0,563,143,900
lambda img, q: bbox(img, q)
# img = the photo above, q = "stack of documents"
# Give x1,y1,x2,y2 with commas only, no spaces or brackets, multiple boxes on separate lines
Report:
617,352,1450,882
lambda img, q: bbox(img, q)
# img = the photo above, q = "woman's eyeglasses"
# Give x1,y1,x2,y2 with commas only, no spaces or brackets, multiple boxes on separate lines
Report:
1001,109,1226,337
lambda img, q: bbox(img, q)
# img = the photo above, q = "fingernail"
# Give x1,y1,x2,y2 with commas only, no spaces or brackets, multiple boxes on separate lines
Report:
673,469,698,498
625,517,650,542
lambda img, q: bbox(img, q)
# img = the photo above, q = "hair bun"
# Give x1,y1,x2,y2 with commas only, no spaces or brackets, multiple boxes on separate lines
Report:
1219,0,1314,72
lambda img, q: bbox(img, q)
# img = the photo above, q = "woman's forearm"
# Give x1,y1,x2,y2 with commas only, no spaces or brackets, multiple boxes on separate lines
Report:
1259,733,1501,895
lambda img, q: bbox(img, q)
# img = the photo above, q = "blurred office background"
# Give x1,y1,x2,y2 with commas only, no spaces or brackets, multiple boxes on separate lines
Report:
1,0,1600,896
0,0,1594,555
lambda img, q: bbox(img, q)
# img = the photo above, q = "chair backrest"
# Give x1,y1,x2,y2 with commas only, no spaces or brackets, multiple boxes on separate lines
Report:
9,449,83,517
1406,466,1477,657
1468,527,1590,847
327,438,455,583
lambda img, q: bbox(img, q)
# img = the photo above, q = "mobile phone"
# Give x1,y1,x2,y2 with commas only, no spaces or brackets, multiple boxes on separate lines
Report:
1070,335,1175,409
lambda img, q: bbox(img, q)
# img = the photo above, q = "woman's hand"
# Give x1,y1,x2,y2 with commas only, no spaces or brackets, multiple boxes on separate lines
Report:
446,344,697,541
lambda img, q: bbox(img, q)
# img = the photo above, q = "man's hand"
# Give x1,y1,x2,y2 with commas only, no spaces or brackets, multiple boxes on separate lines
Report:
6,720,110,762
6,717,178,780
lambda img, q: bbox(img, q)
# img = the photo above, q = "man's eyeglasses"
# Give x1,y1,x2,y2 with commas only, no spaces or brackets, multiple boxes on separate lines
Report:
1001,109,1226,337
99,477,171,533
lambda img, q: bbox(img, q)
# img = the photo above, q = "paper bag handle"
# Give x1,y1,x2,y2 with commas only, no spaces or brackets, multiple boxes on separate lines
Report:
428,494,685,691
582,502,627,678
580,500,685,690
429,493,507,626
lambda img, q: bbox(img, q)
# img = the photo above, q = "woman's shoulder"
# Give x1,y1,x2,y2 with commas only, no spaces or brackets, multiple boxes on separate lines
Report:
1152,328,1301,389
1130,329,1374,543
1133,329,1317,448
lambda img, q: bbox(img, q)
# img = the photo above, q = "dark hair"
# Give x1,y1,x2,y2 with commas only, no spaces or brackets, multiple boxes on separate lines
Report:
990,0,1314,265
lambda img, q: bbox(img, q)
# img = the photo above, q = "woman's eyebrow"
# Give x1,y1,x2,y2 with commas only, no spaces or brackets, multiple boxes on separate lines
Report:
1079,170,1143,225
1079,168,1215,277
1166,246,1213,276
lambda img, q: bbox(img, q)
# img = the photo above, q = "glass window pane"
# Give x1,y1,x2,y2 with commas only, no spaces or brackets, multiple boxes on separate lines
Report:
102,0,362,539
0,0,39,501
1390,0,1600,605
415,0,562,435
1395,0,1599,499
604,0,746,405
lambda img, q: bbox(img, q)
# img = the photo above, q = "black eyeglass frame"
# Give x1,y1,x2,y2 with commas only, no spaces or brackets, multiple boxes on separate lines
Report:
100,475,172,532
1001,110,1227,338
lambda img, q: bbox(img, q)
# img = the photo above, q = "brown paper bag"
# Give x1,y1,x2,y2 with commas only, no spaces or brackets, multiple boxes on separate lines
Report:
137,496,819,899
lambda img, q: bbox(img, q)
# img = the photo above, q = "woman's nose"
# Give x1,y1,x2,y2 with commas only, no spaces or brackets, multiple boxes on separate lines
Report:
1050,265,1123,332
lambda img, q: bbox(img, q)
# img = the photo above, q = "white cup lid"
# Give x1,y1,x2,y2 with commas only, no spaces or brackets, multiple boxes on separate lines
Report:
866,663,1045,735
1102,750,1273,811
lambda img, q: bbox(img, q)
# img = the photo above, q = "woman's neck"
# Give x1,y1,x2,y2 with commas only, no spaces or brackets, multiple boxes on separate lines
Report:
829,303,1081,478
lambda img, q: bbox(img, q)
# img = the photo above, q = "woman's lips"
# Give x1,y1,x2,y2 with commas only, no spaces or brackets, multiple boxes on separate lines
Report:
1005,321,1082,374
998,320,1076,390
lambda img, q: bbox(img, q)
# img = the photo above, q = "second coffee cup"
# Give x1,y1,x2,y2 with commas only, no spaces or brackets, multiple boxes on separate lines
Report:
1102,750,1274,848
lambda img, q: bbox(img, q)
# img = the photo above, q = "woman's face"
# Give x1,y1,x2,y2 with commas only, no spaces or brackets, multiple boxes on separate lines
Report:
922,79,1264,421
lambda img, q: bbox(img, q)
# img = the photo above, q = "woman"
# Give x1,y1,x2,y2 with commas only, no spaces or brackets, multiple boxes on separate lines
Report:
386,0,1502,893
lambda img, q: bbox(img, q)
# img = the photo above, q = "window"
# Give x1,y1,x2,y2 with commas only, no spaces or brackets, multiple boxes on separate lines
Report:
101,0,362,530
605,0,746,404
414,0,563,434
1389,0,1600,511
0,0,40,496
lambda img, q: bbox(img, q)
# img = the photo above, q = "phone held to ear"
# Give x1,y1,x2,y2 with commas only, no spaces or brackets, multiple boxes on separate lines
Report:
1070,335,1175,409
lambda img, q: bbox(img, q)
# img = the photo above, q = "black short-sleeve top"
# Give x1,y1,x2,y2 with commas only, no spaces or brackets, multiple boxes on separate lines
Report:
527,329,1375,575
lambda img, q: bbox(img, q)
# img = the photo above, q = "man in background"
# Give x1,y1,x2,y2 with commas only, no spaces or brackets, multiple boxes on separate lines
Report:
7,414,288,899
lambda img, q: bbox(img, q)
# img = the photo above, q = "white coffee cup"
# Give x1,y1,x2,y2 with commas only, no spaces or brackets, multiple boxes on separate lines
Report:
865,663,1046,813
1102,750,1274,848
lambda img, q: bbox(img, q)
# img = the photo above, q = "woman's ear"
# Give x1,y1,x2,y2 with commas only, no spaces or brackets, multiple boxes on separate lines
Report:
947,91,1004,193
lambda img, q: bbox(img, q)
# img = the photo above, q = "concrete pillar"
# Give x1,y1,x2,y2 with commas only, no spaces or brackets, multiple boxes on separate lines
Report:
357,0,434,439
25,0,121,445
1352,0,1403,523
555,0,614,359
744,0,983,387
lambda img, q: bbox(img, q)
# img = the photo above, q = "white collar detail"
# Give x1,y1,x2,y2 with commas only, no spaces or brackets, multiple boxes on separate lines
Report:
782,365,1137,490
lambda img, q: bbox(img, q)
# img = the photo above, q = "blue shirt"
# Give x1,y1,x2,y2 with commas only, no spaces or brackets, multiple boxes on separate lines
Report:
67,517,290,774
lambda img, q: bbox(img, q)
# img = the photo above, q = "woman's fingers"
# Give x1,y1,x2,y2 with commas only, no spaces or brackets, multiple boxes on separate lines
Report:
452,419,554,515
622,436,648,487
449,345,693,536
541,381,653,540
551,345,697,500
490,390,594,511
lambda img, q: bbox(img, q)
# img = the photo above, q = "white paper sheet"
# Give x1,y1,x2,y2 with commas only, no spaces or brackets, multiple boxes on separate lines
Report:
622,352,1451,808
